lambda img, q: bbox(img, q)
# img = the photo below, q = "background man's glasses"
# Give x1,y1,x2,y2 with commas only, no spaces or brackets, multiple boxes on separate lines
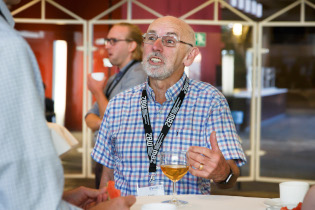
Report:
104,38,132,46
142,33,193,47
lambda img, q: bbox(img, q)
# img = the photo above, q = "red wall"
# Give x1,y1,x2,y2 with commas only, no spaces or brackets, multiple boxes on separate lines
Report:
13,0,121,130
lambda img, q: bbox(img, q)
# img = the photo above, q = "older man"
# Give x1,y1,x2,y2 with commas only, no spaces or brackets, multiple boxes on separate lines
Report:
92,16,246,196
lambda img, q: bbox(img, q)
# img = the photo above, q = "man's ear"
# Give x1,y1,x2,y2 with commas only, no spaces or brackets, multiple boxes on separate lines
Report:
183,47,200,67
128,41,137,53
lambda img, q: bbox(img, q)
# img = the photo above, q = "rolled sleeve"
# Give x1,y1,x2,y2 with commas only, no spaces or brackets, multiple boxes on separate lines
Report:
206,94,246,167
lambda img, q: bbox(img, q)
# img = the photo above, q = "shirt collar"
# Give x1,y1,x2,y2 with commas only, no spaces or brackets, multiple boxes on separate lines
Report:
120,60,135,73
0,0,15,28
145,72,188,102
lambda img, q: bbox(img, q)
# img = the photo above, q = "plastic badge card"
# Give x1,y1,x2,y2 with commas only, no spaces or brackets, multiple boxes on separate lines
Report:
137,182,165,196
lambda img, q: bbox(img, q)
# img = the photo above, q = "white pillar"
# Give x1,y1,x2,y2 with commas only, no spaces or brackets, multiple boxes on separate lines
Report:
222,50,235,96
52,40,68,126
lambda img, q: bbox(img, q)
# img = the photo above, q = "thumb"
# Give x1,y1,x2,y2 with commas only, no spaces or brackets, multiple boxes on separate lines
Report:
124,195,137,207
84,188,102,199
99,186,108,194
209,131,220,151
101,75,107,82
97,187,108,203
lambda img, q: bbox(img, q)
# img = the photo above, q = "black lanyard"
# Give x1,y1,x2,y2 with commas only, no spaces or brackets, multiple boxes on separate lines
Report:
105,60,138,99
140,77,189,173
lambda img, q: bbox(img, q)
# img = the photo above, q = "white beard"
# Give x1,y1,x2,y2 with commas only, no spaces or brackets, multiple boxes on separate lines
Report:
142,52,175,80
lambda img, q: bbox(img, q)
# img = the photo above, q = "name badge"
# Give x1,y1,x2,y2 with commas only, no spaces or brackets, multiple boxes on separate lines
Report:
137,184,164,196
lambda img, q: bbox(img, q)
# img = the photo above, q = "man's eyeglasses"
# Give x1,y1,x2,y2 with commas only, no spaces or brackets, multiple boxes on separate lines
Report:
104,38,132,46
142,33,193,47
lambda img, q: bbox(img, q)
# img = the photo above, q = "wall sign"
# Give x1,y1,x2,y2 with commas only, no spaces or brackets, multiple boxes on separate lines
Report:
195,32,206,47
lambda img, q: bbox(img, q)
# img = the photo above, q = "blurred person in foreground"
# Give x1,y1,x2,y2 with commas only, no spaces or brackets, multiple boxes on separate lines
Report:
92,16,246,195
85,22,146,189
0,0,135,209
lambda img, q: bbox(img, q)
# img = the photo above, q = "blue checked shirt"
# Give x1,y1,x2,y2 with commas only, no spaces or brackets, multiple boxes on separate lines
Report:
92,73,246,196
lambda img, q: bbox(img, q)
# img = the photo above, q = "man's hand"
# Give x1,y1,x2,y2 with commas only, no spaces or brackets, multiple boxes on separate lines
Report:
187,131,239,186
87,73,107,96
90,195,136,210
62,186,108,209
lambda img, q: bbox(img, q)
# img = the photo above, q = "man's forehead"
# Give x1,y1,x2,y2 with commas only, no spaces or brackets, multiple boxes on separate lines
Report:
110,25,128,32
108,25,128,37
147,29,179,36
147,18,187,37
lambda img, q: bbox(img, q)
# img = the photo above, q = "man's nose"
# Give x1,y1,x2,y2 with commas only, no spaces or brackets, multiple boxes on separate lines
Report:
105,43,111,50
152,37,163,51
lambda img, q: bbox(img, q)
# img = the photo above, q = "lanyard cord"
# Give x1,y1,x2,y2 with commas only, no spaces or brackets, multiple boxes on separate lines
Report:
105,60,138,99
140,77,189,173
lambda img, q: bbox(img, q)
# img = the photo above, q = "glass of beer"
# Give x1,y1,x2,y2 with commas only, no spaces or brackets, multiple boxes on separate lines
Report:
160,151,189,206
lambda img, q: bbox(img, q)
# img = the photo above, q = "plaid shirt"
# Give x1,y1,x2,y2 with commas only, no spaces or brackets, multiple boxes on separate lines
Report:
92,73,246,196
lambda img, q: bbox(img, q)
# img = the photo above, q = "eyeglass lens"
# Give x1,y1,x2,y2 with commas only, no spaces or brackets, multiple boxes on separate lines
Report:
144,33,193,47
104,39,116,46
144,34,177,47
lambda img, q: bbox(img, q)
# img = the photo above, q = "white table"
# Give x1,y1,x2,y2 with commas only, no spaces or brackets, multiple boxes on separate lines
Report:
131,194,267,210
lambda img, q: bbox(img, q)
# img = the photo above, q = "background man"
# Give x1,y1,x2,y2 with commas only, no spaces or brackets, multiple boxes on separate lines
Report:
0,0,135,209
92,16,246,195
85,22,147,189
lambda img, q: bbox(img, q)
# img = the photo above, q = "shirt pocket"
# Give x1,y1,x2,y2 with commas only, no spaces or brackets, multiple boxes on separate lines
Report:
164,109,206,150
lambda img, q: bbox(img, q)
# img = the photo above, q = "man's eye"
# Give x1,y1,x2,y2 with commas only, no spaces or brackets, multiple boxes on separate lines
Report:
111,39,118,43
147,35,156,41
165,37,175,44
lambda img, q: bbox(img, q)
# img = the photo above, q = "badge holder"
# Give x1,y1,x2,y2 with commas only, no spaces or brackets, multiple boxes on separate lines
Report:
136,174,165,196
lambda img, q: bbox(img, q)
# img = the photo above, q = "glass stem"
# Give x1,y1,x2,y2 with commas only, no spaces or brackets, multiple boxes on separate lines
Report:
172,181,177,202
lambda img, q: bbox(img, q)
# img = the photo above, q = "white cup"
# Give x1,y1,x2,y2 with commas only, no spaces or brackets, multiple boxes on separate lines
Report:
91,72,105,81
280,181,309,205
141,203,176,210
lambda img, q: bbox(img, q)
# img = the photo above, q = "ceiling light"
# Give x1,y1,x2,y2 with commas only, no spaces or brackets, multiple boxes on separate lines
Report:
233,23,243,36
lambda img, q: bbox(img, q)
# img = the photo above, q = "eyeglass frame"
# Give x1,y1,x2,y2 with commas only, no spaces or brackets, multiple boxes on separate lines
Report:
104,38,133,46
142,33,194,48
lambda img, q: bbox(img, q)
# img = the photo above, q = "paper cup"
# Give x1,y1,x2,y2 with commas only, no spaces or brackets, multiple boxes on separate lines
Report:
141,203,176,210
280,181,309,205
91,72,105,81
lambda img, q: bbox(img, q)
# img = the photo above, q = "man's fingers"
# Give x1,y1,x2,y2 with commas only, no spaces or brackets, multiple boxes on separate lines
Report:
209,131,220,151
188,146,209,154
124,195,136,207
96,192,108,203
187,131,220,167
